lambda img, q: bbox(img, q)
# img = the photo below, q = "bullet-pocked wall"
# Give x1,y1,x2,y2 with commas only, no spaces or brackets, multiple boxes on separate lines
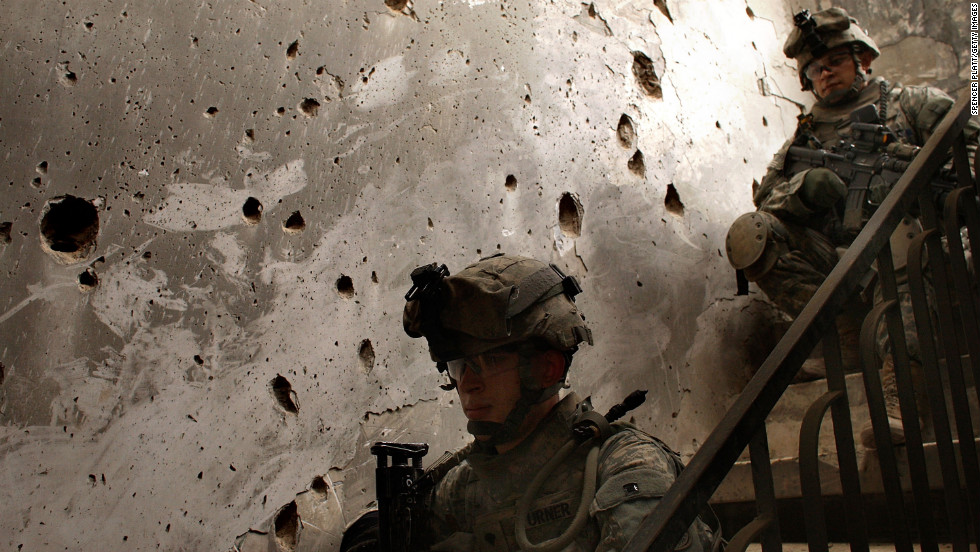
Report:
0,1,968,550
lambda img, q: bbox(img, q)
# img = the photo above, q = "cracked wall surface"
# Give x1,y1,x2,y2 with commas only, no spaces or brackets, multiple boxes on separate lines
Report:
0,1,968,550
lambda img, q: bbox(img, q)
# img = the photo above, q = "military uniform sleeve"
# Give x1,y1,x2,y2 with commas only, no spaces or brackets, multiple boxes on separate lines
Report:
752,139,791,209
588,429,713,552
753,139,824,223
899,85,980,163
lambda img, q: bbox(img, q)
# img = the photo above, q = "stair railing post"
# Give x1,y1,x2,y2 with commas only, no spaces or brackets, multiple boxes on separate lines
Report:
749,426,781,552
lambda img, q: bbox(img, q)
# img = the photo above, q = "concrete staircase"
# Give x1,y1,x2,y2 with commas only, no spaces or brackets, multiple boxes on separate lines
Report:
710,370,980,543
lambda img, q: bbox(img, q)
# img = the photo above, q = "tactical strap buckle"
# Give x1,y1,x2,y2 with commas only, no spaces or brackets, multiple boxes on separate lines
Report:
405,263,449,302
505,263,583,318
550,264,582,299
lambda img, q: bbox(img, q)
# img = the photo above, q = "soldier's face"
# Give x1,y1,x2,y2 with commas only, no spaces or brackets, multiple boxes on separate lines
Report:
453,350,524,427
807,48,857,99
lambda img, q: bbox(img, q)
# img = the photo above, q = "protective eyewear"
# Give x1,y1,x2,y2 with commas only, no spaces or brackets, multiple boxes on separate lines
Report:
803,51,852,81
445,350,523,381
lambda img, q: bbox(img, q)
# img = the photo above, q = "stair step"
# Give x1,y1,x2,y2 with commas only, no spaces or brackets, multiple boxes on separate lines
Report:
713,437,980,502
713,371,980,504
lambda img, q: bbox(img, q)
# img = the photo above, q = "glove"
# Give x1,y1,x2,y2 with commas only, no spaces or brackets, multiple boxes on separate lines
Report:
800,168,847,210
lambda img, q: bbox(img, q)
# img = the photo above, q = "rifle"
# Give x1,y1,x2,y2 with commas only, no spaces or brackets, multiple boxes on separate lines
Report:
785,104,959,239
370,442,430,552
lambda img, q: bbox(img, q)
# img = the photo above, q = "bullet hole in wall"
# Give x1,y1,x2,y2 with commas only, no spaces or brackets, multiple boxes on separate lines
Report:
505,175,517,191
558,192,583,238
36,161,48,174
58,63,77,87
359,339,375,373
286,40,300,60
427,217,434,229
242,197,263,225
371,271,378,284
204,106,219,118
631,52,662,99
310,476,329,498
337,275,354,298
299,98,320,117
78,268,98,291
271,375,299,414
654,0,673,22
628,150,645,176
243,129,255,143
274,501,301,552
385,0,409,11
665,184,685,216
194,355,204,365
0,222,11,245
39,195,99,265
32,177,43,188
617,114,635,149
283,211,305,233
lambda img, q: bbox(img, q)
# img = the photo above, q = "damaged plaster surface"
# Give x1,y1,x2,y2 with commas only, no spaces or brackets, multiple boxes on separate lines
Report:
0,0,968,550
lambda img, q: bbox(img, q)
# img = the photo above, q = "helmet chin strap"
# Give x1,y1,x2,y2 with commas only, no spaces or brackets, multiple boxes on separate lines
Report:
466,358,565,452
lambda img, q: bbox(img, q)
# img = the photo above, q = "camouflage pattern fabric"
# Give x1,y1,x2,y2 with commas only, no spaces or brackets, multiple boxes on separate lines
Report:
755,78,976,219
746,78,979,360
749,212,839,318
427,393,714,552
403,253,592,363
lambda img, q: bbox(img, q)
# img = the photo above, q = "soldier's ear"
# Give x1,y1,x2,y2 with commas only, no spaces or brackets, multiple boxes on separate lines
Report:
534,349,567,387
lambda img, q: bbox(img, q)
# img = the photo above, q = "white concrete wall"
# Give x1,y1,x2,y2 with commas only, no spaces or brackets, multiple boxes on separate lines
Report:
0,0,967,550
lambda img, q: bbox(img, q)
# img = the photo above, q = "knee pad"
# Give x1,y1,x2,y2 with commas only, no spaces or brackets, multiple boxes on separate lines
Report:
726,211,787,281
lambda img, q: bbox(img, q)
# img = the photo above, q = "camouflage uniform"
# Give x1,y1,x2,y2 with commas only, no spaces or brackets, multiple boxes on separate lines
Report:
725,7,980,446
427,393,713,552
750,76,975,359
404,254,716,550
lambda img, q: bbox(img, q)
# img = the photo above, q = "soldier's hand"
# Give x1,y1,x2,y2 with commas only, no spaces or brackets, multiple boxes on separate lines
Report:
800,168,846,210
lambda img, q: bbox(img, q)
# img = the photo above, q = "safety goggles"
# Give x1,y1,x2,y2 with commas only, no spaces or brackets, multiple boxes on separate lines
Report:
803,51,852,81
445,348,530,382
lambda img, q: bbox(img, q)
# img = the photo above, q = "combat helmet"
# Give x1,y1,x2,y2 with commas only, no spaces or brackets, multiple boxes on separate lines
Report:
783,7,880,91
403,253,593,444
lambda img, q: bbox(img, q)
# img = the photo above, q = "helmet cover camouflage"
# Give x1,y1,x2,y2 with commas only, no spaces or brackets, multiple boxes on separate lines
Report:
403,254,592,362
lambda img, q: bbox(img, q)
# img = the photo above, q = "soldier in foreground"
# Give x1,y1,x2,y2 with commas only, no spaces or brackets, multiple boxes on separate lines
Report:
398,253,715,551
725,7,978,446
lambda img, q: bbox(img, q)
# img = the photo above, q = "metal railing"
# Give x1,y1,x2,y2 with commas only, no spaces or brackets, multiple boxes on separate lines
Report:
624,90,980,552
